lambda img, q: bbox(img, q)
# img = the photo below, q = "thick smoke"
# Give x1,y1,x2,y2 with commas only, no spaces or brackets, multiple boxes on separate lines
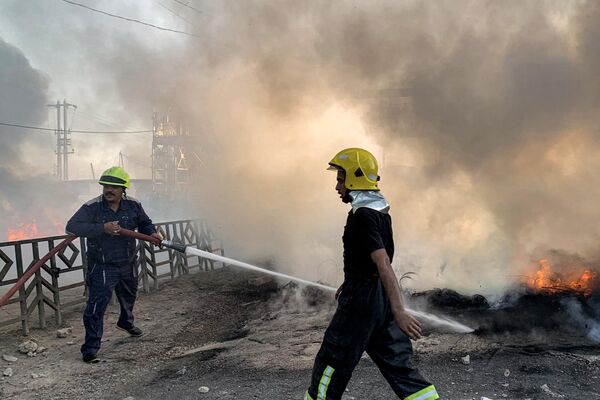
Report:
0,37,76,239
0,37,50,167
4,1,600,294
113,0,600,294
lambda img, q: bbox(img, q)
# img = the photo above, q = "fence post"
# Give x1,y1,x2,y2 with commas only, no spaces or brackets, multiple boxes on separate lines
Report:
139,241,150,293
15,244,29,335
31,243,46,329
194,220,203,270
148,241,159,291
165,224,175,279
48,239,62,327
181,222,190,275
176,222,183,277
80,237,88,298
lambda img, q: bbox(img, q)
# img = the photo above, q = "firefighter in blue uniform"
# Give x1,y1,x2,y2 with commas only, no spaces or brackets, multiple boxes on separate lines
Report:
305,148,439,400
66,166,162,363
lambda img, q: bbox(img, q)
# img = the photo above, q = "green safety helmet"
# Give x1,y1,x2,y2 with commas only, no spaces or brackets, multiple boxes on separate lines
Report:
328,148,380,190
98,166,130,189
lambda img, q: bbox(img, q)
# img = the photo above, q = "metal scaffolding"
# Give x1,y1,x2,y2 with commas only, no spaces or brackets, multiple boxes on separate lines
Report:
151,111,193,197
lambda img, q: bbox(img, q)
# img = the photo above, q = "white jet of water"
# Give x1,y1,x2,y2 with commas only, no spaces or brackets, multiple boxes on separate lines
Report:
184,246,474,334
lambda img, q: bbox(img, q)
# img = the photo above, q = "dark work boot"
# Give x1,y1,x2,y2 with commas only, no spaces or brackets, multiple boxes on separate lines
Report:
82,353,99,364
116,324,144,337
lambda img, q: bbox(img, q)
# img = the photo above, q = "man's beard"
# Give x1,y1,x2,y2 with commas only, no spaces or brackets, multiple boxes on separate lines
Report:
104,192,120,202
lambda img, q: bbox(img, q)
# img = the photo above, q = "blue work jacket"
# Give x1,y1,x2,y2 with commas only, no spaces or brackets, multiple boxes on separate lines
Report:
66,195,156,265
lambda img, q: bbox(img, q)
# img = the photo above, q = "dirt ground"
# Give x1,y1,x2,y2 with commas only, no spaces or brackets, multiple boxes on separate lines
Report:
1,267,599,400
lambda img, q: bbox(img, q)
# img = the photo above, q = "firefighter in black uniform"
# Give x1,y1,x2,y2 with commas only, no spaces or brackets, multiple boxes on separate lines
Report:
305,148,439,400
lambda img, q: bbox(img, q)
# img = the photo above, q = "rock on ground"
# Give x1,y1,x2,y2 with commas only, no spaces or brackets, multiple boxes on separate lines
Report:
56,327,73,338
17,340,37,354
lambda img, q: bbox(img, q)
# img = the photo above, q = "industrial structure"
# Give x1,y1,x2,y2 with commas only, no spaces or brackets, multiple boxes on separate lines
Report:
151,111,196,198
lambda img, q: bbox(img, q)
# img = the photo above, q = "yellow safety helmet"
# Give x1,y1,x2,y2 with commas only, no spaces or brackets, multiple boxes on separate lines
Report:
98,166,130,189
328,148,380,191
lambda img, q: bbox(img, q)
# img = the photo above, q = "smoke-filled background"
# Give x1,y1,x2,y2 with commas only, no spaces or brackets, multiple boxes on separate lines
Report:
2,0,600,295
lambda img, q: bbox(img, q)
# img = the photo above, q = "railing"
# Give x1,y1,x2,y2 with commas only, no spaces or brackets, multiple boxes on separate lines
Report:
0,219,224,335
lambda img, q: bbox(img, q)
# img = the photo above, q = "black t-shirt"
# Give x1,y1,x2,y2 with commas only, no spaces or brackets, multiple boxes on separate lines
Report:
342,207,394,277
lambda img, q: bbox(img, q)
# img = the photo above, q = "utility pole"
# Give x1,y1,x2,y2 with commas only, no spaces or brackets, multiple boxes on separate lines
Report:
48,100,77,180
53,101,62,179
62,100,76,180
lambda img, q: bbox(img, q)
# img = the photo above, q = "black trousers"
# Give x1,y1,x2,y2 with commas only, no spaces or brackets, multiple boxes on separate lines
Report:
306,277,438,400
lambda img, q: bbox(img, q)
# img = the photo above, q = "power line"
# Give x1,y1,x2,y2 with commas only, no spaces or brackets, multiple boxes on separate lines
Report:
172,0,203,15
60,0,200,37
0,121,152,134
155,1,199,29
76,110,122,129
76,109,147,132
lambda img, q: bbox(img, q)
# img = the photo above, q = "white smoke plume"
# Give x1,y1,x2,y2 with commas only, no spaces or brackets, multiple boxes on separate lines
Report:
3,1,600,295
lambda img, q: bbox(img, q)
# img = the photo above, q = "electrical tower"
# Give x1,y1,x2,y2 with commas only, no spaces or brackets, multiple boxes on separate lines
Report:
48,100,77,180
151,111,193,197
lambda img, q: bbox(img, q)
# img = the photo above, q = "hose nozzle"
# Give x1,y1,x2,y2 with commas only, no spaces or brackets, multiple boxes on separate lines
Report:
161,239,187,253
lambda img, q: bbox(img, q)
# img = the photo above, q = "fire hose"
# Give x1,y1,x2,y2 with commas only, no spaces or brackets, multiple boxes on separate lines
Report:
0,229,474,333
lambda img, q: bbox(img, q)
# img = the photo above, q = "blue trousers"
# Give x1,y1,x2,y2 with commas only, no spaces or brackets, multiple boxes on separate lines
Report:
81,261,138,356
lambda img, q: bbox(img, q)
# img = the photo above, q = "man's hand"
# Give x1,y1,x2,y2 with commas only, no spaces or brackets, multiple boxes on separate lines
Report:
151,232,163,248
393,309,422,340
103,221,121,236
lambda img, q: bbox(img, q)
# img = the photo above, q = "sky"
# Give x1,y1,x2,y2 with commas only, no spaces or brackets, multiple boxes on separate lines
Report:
1,0,600,295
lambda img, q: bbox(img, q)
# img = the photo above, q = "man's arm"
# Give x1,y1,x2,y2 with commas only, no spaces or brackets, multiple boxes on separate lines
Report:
371,248,423,340
136,204,157,236
65,205,105,238
135,203,162,244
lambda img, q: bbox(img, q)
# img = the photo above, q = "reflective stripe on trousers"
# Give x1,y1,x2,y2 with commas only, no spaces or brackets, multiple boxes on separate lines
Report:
304,365,335,399
404,385,439,400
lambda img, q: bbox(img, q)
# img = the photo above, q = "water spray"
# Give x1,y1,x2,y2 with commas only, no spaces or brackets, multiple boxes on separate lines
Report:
159,238,474,334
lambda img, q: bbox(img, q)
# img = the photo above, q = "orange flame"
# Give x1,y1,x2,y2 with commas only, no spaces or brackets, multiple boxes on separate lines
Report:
7,221,40,241
526,258,598,297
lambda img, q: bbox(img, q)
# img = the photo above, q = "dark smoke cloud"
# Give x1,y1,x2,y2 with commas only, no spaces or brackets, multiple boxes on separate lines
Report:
578,2,600,81
0,37,50,166
0,35,84,240
401,3,591,166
